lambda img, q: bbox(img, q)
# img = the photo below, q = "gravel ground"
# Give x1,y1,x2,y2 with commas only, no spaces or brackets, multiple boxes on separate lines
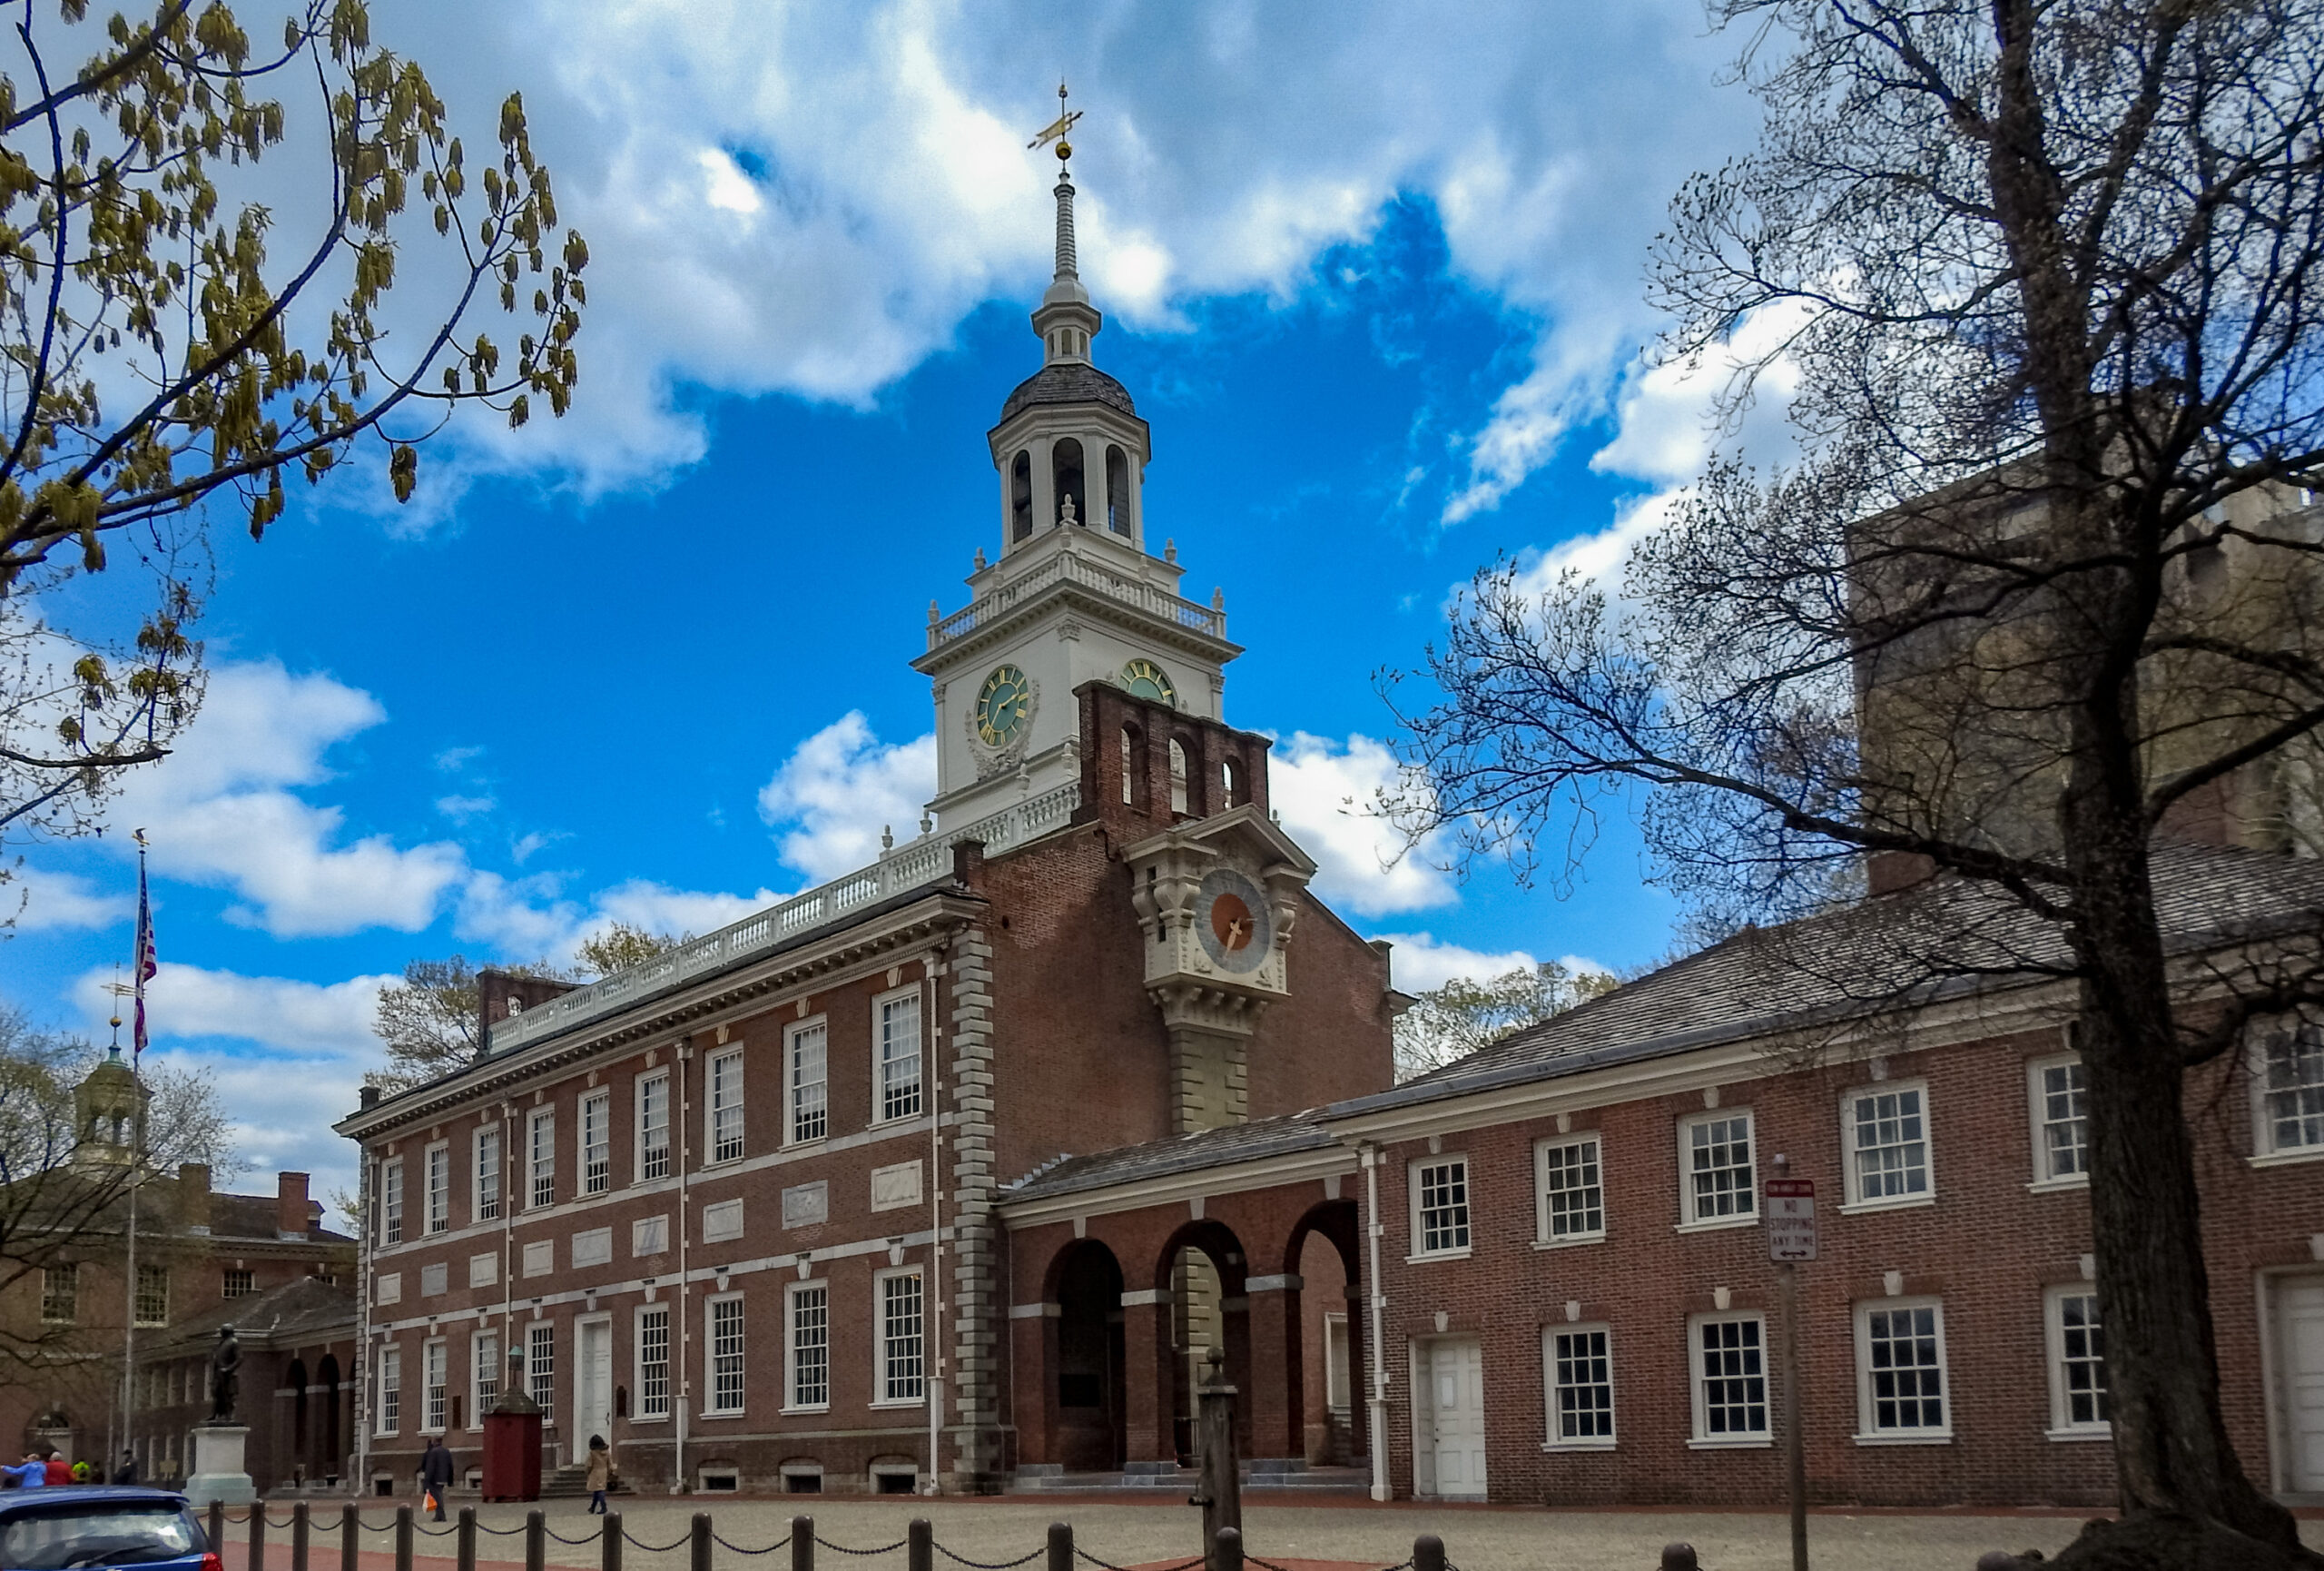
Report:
216,1496,2324,1571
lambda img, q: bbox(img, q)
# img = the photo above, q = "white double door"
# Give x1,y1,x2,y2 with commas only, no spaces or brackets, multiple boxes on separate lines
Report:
573,1317,613,1466
2279,1277,2324,1494
1413,1337,1488,1500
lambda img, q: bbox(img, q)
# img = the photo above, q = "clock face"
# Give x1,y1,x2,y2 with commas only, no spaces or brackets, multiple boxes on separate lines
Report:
1121,657,1177,706
976,665,1032,746
1195,867,1271,974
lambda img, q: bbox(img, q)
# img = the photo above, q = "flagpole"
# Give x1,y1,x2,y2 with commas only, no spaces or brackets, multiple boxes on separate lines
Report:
119,827,154,1483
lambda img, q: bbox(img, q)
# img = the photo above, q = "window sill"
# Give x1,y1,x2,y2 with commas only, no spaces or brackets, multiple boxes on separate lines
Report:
1541,1439,1617,1453
871,1114,927,1132
1837,1195,1935,1217
699,1409,745,1421
2045,1427,2111,1444
2249,1146,2324,1170
1532,1234,1607,1252
1405,1248,1473,1265
1675,1215,1758,1235
869,1398,928,1410
784,1135,830,1152
626,1416,671,1426
1686,1436,1770,1449
2024,1176,2090,1194
781,1405,832,1418
1852,1432,1952,1447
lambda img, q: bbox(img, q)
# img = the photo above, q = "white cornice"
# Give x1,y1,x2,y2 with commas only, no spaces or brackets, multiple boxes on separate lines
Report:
999,1140,1357,1229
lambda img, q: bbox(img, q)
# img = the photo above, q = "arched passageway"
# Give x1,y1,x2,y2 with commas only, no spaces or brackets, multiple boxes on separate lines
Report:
1049,1242,1127,1470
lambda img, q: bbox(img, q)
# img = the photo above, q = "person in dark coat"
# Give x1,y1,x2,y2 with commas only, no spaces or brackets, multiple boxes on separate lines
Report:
418,1439,456,1520
112,1451,138,1486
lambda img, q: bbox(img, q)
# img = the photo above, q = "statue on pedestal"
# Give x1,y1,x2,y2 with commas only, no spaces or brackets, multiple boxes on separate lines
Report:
208,1326,241,1423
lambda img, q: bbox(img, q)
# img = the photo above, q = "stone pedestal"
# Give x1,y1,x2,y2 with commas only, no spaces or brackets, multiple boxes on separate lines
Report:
184,1424,255,1507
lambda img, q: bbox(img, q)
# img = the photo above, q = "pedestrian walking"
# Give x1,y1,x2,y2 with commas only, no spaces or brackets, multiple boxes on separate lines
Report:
112,1451,138,1486
41,1454,69,1487
584,1437,610,1515
418,1438,455,1521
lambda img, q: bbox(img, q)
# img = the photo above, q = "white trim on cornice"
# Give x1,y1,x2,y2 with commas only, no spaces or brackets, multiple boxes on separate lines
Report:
999,1141,1356,1229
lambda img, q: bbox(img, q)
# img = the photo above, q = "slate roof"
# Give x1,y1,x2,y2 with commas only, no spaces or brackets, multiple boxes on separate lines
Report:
210,1192,352,1246
1002,1108,1340,1204
1000,361,1137,422
142,1275,356,1359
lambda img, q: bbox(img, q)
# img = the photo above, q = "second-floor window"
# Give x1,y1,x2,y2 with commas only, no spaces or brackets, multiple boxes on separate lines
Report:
527,1109,556,1210
878,992,923,1122
222,1269,255,1299
2030,1054,2089,1183
710,1048,745,1164
475,1125,501,1221
380,1156,404,1244
2259,1024,2324,1157
636,1072,671,1181
40,1264,76,1325
1413,1157,1472,1256
581,1091,611,1196
134,1265,169,1327
1536,1135,1605,1243
1681,1112,1756,1225
1843,1084,1930,1206
788,1022,828,1143
425,1142,451,1233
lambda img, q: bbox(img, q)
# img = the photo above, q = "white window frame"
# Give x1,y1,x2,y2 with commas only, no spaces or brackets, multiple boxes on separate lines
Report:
1838,1080,1934,1211
2250,1023,2324,1163
786,1018,829,1145
421,1338,448,1435
380,1156,404,1245
580,1089,611,1196
1323,1313,1351,1414
636,1070,673,1181
474,1124,502,1222
1677,1111,1758,1230
635,1304,671,1422
1687,1312,1769,1447
2027,1052,2091,1190
527,1108,556,1210
527,1320,556,1413
873,1266,927,1408
873,985,924,1125
470,1329,499,1428
133,1264,168,1326
1407,1155,1472,1260
785,1280,831,1413
376,1345,401,1436
1534,1133,1606,1247
2043,1286,2111,1440
708,1046,745,1166
1853,1297,1952,1444
704,1292,746,1417
1542,1323,1617,1450
423,1141,451,1235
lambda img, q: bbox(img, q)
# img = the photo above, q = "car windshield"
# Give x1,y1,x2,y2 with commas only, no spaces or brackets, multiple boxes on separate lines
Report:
1,1505,202,1570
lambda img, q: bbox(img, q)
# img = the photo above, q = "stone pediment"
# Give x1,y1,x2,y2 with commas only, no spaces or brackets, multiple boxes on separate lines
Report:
1125,805,1317,1021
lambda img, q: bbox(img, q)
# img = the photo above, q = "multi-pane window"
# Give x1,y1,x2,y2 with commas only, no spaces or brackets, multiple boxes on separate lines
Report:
2031,1056,2089,1181
878,992,923,1122
381,1156,405,1244
133,1265,169,1327
1845,1085,1930,1204
707,1297,745,1415
710,1048,745,1164
1857,1300,1949,1438
878,1270,926,1403
1546,1326,1615,1446
423,1340,448,1433
222,1269,255,1299
581,1091,611,1196
474,1331,499,1420
2048,1289,2110,1433
636,1307,670,1420
476,1125,502,1221
2260,1025,2324,1154
789,1283,830,1409
527,1322,556,1409
527,1109,556,1209
1537,1136,1605,1242
426,1143,451,1233
1413,1158,1472,1255
1692,1315,1768,1440
1682,1113,1756,1223
637,1072,672,1181
378,1347,401,1435
40,1264,76,1325
788,1023,828,1143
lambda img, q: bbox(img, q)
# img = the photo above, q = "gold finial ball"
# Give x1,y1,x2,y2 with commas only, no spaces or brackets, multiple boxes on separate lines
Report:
1056,140,1072,163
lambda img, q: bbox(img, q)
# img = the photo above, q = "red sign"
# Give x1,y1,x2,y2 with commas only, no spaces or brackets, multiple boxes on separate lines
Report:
1766,1177,1817,1262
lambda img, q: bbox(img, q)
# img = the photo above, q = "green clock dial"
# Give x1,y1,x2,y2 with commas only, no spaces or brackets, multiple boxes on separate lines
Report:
976,665,1032,746
1121,658,1176,706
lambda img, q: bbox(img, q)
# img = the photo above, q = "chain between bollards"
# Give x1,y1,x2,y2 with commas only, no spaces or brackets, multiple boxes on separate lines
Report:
602,1513,623,1571
525,1510,546,1571
1046,1522,1071,1571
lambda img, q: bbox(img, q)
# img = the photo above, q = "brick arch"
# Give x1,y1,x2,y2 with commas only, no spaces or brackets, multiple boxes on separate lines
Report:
1041,1240,1128,1471
1278,1199,1366,1467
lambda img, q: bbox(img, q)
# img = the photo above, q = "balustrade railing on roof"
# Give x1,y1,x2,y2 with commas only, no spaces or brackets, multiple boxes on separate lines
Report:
928,549,1225,648
484,782,1081,1055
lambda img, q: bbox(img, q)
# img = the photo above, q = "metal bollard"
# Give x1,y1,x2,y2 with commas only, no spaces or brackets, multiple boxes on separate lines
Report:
293,1503,310,1571
602,1512,623,1571
524,1511,546,1571
790,1514,813,1571
250,1503,268,1571
209,1502,226,1556
457,1508,476,1571
340,1506,359,1571
693,1514,714,1571
1661,1545,1700,1571
1213,1527,1244,1571
907,1519,932,1571
395,1506,414,1571
1047,1522,1072,1571
1413,1534,1446,1571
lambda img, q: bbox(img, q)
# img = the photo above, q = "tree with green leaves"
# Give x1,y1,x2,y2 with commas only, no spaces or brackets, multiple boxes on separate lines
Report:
0,0,587,914
1393,960,1615,1082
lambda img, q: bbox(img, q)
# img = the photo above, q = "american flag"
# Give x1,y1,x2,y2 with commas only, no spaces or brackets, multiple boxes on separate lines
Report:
132,840,156,1058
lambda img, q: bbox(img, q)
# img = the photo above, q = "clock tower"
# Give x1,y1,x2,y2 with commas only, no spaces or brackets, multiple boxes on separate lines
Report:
912,138,1240,833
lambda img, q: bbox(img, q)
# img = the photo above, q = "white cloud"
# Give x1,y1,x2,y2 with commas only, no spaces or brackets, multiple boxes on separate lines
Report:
756,713,937,883
1374,932,1540,993
1269,732,1457,918
588,878,783,940
72,962,396,1054
8,867,133,931
436,794,497,822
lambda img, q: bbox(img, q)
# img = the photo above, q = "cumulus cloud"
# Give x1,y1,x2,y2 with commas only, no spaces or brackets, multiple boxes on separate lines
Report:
1372,931,1613,994
1269,732,1457,918
757,713,938,884
72,962,397,1054
9,867,133,931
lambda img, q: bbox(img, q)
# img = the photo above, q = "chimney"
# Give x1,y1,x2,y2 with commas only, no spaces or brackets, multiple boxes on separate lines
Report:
359,1084,380,1110
277,1171,310,1240
177,1163,212,1235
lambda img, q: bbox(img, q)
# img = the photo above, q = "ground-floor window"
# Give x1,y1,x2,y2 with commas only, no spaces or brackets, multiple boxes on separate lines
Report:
1689,1313,1768,1442
707,1295,745,1416
377,1347,400,1436
2045,1288,2110,1436
877,1269,925,1404
636,1307,670,1420
527,1322,556,1413
788,1282,830,1410
1544,1324,1616,1447
1856,1299,1949,1440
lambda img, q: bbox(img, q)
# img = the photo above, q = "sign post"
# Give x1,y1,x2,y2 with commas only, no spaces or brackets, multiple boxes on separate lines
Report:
1767,1157,1815,1571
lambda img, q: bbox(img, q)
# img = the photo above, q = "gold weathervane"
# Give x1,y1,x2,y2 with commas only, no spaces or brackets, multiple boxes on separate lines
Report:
1028,80,1081,166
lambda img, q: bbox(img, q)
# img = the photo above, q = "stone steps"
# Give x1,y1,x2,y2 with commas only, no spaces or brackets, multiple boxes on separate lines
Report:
1005,1461,1369,1497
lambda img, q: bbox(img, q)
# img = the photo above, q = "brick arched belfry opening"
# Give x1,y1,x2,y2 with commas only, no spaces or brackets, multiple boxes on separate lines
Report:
1041,1241,1128,1470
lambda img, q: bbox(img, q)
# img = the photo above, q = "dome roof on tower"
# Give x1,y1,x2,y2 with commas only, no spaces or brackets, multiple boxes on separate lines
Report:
1000,361,1137,423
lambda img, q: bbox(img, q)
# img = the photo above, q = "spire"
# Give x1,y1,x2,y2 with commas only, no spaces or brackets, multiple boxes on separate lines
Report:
1053,170,1079,285
1031,82,1089,315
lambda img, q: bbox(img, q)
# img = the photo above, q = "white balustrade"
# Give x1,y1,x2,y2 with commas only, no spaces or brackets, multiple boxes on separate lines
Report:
928,551,1225,648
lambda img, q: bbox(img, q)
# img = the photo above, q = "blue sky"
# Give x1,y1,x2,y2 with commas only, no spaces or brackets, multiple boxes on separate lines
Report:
3,0,1784,1202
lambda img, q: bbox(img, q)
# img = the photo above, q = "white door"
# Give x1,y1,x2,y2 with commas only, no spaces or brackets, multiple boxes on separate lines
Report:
2280,1279,2324,1492
1417,1338,1488,1500
575,1319,613,1465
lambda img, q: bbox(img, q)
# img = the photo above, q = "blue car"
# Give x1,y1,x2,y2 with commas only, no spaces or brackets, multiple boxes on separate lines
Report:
0,1488,217,1571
